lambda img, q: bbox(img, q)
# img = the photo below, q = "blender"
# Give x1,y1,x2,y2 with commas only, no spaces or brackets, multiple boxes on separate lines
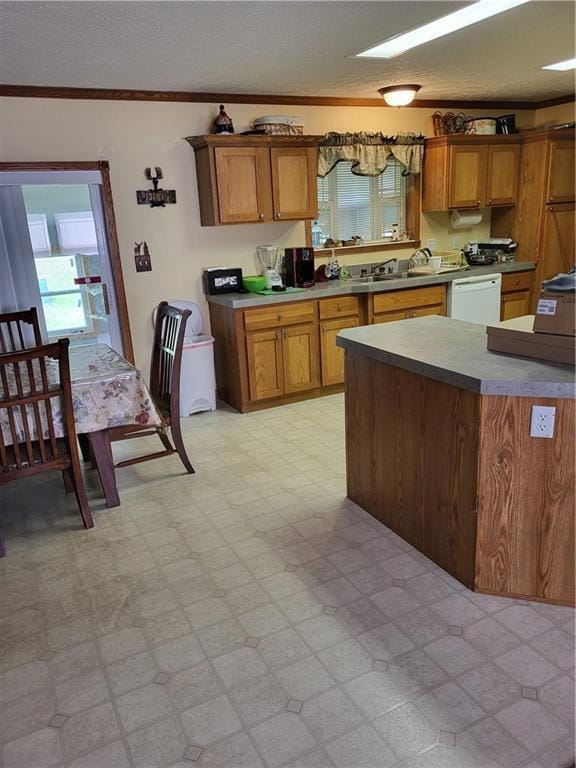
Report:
257,245,283,290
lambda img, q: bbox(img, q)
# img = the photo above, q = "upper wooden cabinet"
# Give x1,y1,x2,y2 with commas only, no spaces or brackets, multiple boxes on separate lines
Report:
214,146,272,223
270,147,318,220
186,135,319,226
486,144,521,206
423,135,521,212
447,145,487,209
546,140,575,203
491,128,575,311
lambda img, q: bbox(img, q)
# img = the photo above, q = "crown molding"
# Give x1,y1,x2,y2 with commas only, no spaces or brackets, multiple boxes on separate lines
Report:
0,84,574,111
534,93,576,109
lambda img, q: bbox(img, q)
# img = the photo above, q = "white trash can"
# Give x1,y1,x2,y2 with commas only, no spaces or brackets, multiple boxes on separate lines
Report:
157,300,216,416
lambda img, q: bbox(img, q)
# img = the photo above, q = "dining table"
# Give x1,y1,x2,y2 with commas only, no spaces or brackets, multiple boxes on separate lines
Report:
72,343,163,507
1,342,163,507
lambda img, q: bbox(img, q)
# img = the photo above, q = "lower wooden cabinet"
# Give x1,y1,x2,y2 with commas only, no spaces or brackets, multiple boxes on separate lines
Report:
246,329,284,401
210,276,535,412
371,285,447,324
373,305,445,324
245,323,319,401
501,291,531,321
320,317,360,386
500,270,535,320
282,324,320,393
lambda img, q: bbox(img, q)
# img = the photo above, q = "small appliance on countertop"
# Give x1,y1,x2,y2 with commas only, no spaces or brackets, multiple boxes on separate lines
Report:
284,247,315,287
463,238,518,266
257,245,283,290
477,238,518,262
203,267,245,295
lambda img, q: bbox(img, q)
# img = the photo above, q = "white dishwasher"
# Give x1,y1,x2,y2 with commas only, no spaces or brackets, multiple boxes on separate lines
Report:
447,273,502,324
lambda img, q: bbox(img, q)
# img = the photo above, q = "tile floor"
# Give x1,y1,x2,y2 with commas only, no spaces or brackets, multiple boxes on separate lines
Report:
0,394,574,768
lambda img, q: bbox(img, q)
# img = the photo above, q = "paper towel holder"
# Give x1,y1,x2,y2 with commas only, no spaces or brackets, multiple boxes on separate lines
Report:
451,209,483,229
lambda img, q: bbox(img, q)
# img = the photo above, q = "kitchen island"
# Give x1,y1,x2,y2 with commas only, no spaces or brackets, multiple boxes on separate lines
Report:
337,315,575,605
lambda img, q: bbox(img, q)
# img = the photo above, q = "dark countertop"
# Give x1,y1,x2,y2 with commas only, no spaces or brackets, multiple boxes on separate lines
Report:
336,315,575,399
207,262,536,309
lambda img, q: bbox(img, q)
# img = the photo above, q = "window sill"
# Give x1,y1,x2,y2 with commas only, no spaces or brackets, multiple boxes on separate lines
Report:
313,239,420,258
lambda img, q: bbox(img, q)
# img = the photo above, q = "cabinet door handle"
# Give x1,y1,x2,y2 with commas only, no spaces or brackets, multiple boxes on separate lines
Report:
337,304,343,312
259,213,265,220
487,199,492,204
277,314,283,321
549,197,555,202
475,200,481,206
276,212,282,218
321,324,325,333
282,329,287,338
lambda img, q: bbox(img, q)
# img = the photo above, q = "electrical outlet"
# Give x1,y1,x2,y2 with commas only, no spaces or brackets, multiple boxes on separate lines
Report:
427,238,438,252
452,235,461,249
530,405,556,438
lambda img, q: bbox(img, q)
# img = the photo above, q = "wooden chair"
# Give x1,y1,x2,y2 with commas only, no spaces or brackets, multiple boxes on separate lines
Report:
0,338,93,556
0,308,43,353
103,302,195,474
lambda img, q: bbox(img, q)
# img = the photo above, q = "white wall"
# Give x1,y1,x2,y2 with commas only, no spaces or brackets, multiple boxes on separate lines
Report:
0,96,537,371
533,101,575,129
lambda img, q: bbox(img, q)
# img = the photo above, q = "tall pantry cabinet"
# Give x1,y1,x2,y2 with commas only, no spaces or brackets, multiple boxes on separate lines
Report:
491,128,575,310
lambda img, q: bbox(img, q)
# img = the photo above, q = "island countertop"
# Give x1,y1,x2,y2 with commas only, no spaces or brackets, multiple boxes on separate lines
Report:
207,262,535,309
336,315,575,399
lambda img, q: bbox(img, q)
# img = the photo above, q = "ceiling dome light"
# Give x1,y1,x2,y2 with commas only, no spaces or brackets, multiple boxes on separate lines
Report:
378,84,421,107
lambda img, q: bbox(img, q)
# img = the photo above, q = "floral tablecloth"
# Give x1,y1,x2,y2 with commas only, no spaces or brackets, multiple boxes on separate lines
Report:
1,343,162,444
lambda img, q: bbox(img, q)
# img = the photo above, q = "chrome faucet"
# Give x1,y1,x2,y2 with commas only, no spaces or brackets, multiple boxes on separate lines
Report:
370,257,398,275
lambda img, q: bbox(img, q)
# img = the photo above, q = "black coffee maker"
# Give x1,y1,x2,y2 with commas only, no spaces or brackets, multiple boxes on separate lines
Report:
284,248,315,288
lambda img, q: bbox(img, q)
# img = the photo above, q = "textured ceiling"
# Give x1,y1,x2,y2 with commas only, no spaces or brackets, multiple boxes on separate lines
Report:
0,1,574,101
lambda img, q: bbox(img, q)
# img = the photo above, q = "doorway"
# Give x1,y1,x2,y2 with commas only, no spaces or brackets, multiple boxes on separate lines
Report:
0,162,133,360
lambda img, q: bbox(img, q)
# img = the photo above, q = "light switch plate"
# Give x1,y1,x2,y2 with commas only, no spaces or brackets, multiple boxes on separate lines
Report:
530,405,556,438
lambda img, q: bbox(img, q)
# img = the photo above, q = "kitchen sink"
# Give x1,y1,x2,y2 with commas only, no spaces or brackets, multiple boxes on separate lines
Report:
348,272,409,283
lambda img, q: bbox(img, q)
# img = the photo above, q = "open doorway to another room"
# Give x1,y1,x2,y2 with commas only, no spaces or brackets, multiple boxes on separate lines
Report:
0,162,133,360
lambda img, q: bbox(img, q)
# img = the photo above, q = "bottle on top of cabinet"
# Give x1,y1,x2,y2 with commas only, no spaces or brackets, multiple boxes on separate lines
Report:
213,105,234,134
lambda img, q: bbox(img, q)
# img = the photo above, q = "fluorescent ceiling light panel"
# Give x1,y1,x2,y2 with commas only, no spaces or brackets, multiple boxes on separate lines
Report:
356,0,531,58
542,58,576,71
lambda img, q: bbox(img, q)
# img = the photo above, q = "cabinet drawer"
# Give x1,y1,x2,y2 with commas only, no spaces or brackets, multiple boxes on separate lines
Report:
244,301,316,331
373,305,445,324
319,296,359,320
373,286,446,314
501,271,533,294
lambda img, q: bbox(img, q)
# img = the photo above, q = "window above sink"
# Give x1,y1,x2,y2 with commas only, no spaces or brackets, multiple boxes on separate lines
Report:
307,160,421,257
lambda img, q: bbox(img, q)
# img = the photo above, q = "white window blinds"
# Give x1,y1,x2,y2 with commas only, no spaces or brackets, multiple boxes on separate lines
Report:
317,159,406,243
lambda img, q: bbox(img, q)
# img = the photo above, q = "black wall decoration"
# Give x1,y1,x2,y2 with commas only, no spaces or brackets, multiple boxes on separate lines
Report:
136,167,176,207
134,241,152,272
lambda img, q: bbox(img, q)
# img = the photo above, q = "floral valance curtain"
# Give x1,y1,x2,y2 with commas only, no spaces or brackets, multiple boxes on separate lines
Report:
317,132,425,177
